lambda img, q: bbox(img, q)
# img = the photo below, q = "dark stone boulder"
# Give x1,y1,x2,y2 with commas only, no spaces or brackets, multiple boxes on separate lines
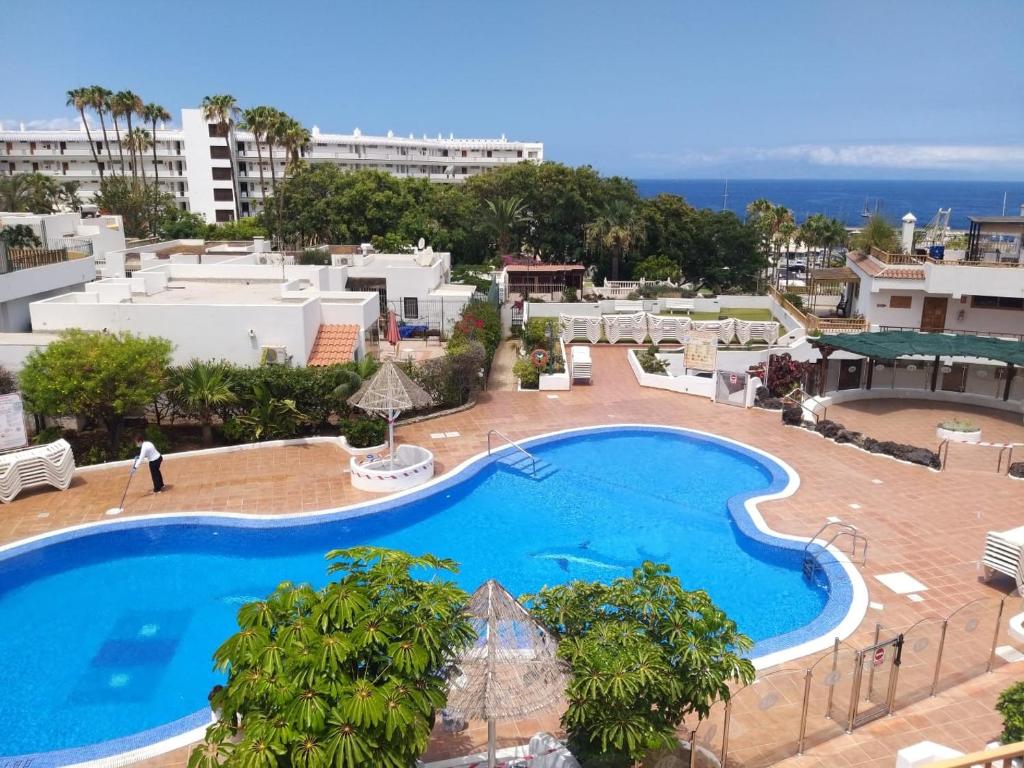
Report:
781,404,804,426
815,420,844,439
1009,462,1024,479
834,429,862,445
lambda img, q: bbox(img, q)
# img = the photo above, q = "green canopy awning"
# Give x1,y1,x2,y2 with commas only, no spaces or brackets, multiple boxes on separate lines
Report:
811,331,1024,366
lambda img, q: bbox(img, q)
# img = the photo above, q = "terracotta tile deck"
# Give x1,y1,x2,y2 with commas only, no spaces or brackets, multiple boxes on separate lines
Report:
3,344,1023,767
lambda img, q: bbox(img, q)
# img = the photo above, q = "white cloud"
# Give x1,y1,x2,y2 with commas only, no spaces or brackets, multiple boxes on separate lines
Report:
0,116,84,131
637,144,1024,171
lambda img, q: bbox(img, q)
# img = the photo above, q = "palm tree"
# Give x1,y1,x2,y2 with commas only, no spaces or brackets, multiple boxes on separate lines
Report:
108,92,129,175
277,118,311,246
482,196,531,255
111,91,143,177
57,180,82,212
127,127,152,187
266,109,289,243
240,106,274,216
0,174,31,212
142,103,171,231
171,360,237,446
822,217,848,265
200,94,241,220
87,86,115,172
585,200,645,281
852,214,900,254
66,88,101,178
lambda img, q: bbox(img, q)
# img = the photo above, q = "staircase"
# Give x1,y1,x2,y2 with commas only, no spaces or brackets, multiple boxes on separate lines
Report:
496,453,559,480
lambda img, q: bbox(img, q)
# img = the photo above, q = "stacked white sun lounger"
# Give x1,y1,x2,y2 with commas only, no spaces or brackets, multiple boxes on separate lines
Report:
0,439,76,503
571,346,592,384
981,526,1024,582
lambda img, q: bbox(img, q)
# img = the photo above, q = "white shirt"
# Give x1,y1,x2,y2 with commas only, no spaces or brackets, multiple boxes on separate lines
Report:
133,441,161,469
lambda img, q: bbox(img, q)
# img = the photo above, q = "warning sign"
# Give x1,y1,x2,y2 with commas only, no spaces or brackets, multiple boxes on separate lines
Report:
0,393,27,451
873,647,885,667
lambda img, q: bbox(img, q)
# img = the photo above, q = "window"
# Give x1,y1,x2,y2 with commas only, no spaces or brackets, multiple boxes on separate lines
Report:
215,209,234,222
208,123,222,137
487,150,492,158
212,166,232,180
517,150,523,158
971,295,1024,310
213,188,234,201
236,141,245,153
403,297,419,319
889,295,912,309
210,145,230,159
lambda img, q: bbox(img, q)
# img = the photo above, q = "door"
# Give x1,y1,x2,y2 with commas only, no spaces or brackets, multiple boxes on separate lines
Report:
941,363,967,392
837,359,863,390
920,297,948,332
847,634,903,729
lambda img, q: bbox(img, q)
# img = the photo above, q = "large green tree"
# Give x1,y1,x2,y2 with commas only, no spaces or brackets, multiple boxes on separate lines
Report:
585,199,646,280
526,562,755,766
188,547,475,768
852,214,900,254
19,330,172,448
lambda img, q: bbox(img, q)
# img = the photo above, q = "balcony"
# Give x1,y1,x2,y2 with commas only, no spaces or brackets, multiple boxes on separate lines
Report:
0,246,71,275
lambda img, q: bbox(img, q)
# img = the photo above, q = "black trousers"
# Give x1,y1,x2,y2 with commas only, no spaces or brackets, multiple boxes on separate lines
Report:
148,456,164,492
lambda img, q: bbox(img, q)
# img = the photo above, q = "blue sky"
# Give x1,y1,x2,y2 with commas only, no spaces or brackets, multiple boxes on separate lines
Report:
2,0,1022,179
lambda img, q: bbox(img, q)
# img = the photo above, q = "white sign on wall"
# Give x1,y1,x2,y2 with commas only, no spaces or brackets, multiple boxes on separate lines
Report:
0,393,29,451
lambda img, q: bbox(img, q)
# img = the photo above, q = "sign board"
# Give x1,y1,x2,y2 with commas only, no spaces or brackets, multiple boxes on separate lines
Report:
872,647,885,667
715,370,749,408
0,393,28,451
684,330,718,372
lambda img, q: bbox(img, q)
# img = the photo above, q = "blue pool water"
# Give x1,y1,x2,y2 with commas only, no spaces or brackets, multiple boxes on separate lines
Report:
0,427,846,760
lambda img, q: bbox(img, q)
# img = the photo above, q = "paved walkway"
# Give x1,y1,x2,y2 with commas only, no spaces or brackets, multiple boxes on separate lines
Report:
3,345,1023,767
487,338,520,391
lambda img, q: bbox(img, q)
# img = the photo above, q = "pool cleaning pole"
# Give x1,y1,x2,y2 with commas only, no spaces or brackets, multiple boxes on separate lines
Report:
114,467,136,513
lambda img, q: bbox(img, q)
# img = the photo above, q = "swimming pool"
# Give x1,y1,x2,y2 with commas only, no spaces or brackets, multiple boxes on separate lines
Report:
0,425,862,763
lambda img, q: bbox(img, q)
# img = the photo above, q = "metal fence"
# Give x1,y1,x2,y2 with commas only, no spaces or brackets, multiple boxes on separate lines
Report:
0,244,70,275
384,293,487,340
659,590,1023,768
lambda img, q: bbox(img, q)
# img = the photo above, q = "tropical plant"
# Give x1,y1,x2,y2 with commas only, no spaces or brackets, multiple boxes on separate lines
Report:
852,214,901,254
57,180,82,211
525,562,755,765
110,90,143,175
87,86,115,172
762,352,812,397
635,345,668,374
142,102,172,229
0,365,16,395
512,356,540,389
585,199,646,280
481,195,531,255
0,173,63,214
0,223,42,248
936,418,978,432
19,330,172,449
170,359,237,445
201,94,241,220
66,87,102,177
94,175,173,237
633,254,680,282
229,383,308,441
240,106,275,216
997,681,1024,744
126,127,152,186
188,547,475,768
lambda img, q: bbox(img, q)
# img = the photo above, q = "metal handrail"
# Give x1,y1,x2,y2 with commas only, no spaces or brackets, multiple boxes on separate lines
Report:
486,429,536,477
803,521,868,566
781,386,824,424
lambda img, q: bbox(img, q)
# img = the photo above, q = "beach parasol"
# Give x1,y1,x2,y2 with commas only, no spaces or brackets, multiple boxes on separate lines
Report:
385,309,400,355
348,360,433,468
445,580,568,768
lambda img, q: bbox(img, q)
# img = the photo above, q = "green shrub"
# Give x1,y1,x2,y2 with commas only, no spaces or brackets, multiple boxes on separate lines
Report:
997,681,1024,743
143,424,171,455
782,291,804,310
32,426,63,445
522,317,557,350
296,248,330,265
561,286,579,302
338,416,387,448
448,300,502,367
513,356,540,389
635,345,668,374
0,365,16,395
937,419,978,432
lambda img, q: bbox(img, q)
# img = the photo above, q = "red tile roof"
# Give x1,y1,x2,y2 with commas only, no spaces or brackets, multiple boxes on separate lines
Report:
307,324,360,366
848,250,924,280
505,264,586,273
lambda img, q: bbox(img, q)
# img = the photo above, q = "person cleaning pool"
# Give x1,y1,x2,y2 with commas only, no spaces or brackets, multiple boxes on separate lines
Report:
133,434,165,493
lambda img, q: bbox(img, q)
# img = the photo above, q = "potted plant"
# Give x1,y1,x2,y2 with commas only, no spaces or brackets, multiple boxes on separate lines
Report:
936,418,982,444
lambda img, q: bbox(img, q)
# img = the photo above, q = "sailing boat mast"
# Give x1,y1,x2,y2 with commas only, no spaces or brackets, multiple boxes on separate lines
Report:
722,179,729,211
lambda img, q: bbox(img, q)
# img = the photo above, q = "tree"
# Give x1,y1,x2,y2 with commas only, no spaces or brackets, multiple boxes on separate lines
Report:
241,106,275,217
87,86,115,173
821,217,848,265
0,365,16,395
585,199,646,280
188,547,475,768
0,224,42,248
142,102,172,230
158,207,208,239
230,383,309,441
58,180,82,212
852,214,901,254
170,359,237,446
94,176,173,237
126,127,152,188
997,681,1024,744
19,330,172,449
525,562,755,766
632,254,680,282
481,195,531,255
110,90,144,176
66,87,102,178
200,94,242,220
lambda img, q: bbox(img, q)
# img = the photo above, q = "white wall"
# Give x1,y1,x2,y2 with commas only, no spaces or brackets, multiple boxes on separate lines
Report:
181,108,222,223
0,257,97,331
924,261,1024,300
861,288,1024,336
627,348,716,399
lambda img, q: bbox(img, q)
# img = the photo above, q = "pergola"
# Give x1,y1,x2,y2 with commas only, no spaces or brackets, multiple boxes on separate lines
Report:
809,331,1024,399
804,267,860,316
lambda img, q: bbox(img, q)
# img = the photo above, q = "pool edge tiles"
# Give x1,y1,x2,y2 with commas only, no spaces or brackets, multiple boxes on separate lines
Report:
0,424,866,767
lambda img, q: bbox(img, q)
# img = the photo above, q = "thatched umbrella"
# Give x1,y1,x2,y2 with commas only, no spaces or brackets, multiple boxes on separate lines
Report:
446,580,568,768
347,360,433,467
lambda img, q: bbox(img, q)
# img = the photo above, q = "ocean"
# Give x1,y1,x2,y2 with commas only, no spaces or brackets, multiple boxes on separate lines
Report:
632,179,1024,230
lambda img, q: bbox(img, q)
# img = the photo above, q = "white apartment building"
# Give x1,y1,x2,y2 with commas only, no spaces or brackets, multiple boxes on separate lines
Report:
0,109,543,223
846,214,1024,339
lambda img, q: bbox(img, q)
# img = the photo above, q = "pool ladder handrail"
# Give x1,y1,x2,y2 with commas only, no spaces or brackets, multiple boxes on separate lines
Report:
486,429,537,477
802,521,868,575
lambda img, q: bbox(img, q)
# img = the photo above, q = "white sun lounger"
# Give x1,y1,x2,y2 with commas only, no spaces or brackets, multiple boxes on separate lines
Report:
980,526,1024,582
0,439,76,503
571,346,592,384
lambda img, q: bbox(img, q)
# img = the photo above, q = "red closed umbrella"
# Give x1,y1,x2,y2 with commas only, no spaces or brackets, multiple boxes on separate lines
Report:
385,310,400,352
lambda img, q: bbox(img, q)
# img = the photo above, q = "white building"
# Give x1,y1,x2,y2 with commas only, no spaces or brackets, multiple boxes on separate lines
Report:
0,211,125,332
0,109,543,223
846,214,1024,339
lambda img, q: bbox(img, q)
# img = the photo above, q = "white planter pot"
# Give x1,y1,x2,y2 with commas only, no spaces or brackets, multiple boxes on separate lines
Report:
936,426,981,444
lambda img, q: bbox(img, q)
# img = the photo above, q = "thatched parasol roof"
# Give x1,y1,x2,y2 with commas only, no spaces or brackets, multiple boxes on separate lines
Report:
446,580,568,722
348,360,434,414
